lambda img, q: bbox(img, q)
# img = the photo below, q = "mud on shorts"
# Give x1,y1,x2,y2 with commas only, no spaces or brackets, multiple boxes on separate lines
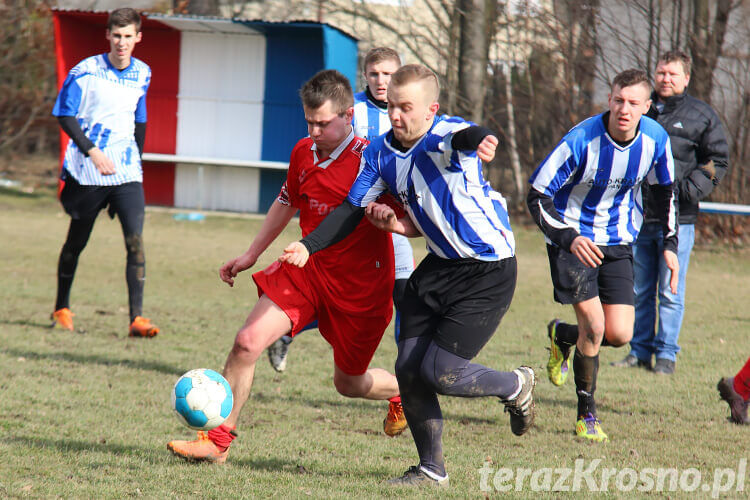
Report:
546,243,634,305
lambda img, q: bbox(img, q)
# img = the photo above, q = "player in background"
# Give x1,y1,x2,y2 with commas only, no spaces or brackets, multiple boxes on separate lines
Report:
50,7,158,337
167,70,405,464
267,48,415,388
613,50,730,375
718,357,750,425
527,69,678,442
280,64,535,488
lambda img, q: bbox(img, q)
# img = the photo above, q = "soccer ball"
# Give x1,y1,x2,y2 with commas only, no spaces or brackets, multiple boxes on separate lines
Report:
171,369,233,431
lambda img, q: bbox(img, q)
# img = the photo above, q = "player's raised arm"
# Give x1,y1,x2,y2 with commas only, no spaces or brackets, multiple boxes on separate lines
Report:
279,200,365,268
220,199,298,286
450,126,497,163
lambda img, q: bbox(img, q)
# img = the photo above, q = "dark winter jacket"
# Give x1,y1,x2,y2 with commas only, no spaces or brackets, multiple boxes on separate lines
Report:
642,91,729,225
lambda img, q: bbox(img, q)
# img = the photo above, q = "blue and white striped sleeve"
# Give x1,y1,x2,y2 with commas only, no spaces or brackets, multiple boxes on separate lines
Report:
347,149,388,207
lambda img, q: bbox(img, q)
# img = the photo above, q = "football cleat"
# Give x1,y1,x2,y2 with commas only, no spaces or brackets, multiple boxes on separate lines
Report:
51,308,75,331
383,399,408,437
129,316,159,337
386,466,449,488
267,337,290,372
167,431,229,464
546,319,572,386
502,366,536,436
576,413,608,442
717,377,749,425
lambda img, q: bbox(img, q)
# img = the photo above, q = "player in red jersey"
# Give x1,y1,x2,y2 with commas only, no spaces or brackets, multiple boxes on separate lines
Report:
166,70,404,464
718,356,750,425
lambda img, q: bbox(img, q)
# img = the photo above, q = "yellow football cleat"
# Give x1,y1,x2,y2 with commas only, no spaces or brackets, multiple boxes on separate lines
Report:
547,319,572,386
575,413,608,442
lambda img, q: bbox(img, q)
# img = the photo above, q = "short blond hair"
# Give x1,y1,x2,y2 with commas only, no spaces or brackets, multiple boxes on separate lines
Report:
390,64,439,102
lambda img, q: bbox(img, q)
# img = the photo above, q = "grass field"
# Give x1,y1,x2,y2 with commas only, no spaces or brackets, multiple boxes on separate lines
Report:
1,186,749,498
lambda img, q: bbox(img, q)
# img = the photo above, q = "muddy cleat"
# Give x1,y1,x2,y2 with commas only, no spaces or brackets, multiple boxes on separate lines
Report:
502,366,536,436
717,377,749,425
167,431,229,463
383,399,408,437
267,337,290,372
386,466,449,488
51,308,75,331
546,319,572,386
129,316,159,337
576,413,608,442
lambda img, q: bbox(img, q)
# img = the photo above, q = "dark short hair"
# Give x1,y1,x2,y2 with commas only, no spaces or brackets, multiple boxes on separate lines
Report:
299,70,353,114
611,68,651,93
363,47,401,71
658,50,692,76
390,64,440,101
107,8,142,32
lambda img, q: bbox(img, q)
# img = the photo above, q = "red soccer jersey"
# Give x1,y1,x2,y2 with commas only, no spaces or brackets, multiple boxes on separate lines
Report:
278,131,395,315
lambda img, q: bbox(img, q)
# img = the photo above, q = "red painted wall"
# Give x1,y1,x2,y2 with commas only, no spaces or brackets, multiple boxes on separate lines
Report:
52,10,179,205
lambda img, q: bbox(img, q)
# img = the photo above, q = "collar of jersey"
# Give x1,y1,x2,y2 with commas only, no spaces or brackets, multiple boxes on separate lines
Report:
101,52,134,76
383,117,438,157
310,126,355,169
599,112,642,151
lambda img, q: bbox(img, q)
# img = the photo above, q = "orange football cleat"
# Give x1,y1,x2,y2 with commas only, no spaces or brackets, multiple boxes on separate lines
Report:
167,431,229,464
51,308,75,331
129,316,159,337
383,399,408,437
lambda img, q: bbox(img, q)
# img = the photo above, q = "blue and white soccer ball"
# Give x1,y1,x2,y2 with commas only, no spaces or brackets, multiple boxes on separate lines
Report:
172,369,233,431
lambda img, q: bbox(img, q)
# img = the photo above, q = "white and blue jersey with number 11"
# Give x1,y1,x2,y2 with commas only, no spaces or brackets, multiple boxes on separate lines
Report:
53,53,151,186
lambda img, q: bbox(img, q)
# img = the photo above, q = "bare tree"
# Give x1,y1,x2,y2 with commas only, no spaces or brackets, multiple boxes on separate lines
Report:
688,0,733,102
0,1,56,156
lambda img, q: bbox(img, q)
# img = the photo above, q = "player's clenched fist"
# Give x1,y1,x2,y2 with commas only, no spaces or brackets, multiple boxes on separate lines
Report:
219,252,257,286
365,202,397,232
279,241,310,268
477,135,498,163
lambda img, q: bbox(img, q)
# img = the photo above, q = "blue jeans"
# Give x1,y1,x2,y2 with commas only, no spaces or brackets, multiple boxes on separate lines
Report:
630,223,695,362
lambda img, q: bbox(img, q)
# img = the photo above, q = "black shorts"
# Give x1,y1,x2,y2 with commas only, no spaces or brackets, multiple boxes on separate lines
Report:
60,175,144,222
546,244,634,305
399,253,517,360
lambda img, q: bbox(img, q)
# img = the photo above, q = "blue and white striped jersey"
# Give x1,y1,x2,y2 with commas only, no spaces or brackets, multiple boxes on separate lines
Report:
53,54,151,186
347,115,515,261
529,113,676,246
352,90,391,141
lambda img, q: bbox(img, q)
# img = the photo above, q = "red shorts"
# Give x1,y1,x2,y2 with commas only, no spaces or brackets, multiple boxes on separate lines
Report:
252,261,392,376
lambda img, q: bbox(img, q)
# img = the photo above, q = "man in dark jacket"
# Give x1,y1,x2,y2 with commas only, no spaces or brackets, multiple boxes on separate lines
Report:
613,50,730,374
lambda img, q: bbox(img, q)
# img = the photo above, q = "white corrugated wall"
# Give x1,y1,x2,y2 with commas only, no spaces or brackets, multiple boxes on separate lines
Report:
174,29,266,212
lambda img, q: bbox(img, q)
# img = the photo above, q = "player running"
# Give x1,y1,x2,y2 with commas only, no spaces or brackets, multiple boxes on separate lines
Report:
267,48,415,387
166,70,405,464
527,69,678,442
718,356,750,425
50,8,158,337
280,64,535,488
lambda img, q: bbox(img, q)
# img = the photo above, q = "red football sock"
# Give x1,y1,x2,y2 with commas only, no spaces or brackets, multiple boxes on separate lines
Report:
389,395,401,404
733,357,750,401
207,424,237,452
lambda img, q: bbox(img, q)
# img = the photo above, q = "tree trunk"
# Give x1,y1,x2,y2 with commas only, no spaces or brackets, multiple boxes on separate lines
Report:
688,0,732,102
503,64,524,209
456,0,487,122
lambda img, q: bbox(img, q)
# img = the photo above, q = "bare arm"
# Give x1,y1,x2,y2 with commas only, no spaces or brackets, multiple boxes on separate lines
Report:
219,200,298,286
